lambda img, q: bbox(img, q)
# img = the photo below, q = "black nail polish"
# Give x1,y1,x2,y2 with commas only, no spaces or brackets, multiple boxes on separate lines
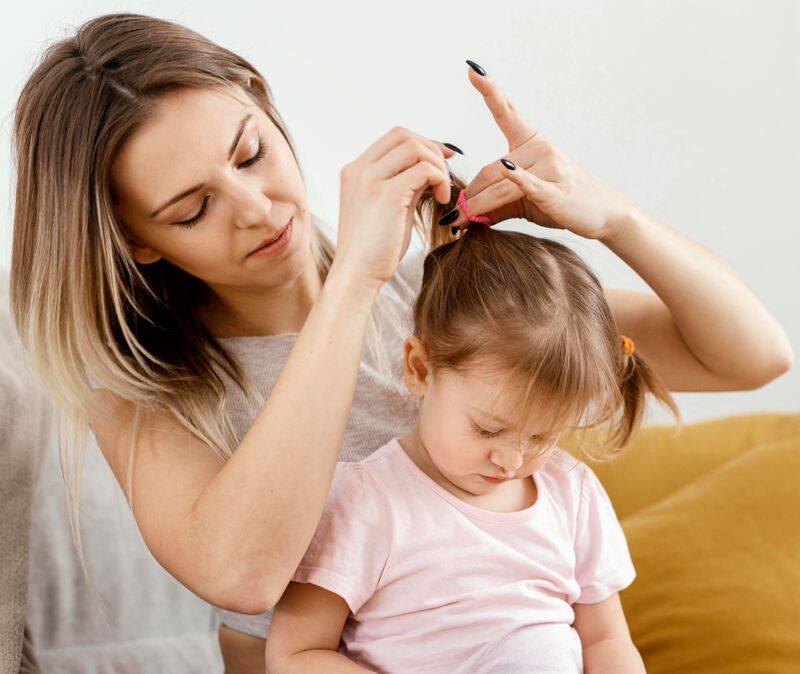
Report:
466,59,486,76
500,158,516,170
443,142,464,155
451,226,460,235
438,209,459,226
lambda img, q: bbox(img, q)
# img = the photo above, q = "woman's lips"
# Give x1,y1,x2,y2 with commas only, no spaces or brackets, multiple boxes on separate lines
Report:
247,218,293,258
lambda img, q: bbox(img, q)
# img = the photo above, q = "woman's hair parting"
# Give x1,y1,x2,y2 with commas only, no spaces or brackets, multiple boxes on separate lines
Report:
413,176,680,460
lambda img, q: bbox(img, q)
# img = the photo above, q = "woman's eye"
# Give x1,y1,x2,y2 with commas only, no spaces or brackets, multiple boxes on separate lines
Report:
175,195,209,229
173,137,268,229
238,136,267,169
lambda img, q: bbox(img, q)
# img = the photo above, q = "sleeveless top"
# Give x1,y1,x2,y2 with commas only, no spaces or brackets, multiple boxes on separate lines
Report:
214,243,425,638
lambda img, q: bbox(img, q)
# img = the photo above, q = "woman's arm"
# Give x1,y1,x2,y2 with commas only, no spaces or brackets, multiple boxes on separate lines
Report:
88,126,454,615
599,204,793,392
91,271,378,612
573,593,645,674
454,62,793,392
265,582,374,673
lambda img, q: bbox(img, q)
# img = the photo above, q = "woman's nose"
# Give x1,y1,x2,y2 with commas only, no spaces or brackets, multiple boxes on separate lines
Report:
228,178,273,229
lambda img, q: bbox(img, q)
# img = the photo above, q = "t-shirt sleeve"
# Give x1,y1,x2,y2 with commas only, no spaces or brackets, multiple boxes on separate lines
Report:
572,464,636,604
291,461,394,614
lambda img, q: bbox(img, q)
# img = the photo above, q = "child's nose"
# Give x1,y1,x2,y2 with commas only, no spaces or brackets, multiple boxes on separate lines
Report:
489,448,524,474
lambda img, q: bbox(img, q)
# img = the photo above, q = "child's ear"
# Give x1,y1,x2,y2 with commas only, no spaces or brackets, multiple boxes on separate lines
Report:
403,336,430,397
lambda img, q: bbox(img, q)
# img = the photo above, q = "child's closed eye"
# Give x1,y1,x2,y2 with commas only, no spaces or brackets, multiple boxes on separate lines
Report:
471,420,502,437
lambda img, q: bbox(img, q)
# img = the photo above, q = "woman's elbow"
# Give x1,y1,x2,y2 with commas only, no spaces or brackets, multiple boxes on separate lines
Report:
742,343,794,390
206,566,285,615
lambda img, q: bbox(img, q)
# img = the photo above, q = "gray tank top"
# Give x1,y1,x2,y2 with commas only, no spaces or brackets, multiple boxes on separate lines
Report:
215,244,424,638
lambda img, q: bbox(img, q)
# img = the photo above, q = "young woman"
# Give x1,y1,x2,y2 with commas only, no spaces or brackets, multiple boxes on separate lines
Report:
9,13,792,673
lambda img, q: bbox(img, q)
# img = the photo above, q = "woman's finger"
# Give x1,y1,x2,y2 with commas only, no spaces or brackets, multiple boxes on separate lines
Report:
360,125,456,166
445,160,558,231
497,159,565,229
373,138,450,203
445,177,522,230
393,160,451,209
459,136,552,212
497,159,556,203
466,62,537,150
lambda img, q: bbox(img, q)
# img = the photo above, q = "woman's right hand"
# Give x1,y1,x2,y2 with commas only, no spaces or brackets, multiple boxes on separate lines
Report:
333,126,456,291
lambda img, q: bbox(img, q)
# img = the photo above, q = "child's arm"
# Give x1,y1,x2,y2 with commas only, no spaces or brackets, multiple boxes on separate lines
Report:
573,593,645,674
265,581,375,673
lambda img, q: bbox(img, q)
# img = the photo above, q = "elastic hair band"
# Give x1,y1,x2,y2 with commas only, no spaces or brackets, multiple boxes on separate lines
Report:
620,335,635,357
457,189,491,226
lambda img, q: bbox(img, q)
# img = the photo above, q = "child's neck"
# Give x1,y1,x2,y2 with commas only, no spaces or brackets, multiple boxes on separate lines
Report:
398,426,538,514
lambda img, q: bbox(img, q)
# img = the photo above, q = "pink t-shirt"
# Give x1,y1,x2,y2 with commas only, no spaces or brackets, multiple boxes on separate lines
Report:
291,438,636,673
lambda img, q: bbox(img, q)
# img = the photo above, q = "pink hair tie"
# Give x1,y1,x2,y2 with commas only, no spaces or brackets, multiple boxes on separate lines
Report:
457,189,491,226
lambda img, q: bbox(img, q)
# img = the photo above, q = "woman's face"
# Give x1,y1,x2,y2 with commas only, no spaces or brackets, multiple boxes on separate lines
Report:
110,84,314,305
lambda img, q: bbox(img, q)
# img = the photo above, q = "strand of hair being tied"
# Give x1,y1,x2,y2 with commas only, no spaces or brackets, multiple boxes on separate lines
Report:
412,174,681,461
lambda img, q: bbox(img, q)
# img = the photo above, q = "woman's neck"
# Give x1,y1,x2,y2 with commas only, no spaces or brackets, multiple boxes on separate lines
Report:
201,257,324,338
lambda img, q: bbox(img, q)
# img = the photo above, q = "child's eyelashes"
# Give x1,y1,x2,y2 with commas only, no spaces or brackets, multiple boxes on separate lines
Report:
471,419,557,446
174,135,268,229
471,421,502,438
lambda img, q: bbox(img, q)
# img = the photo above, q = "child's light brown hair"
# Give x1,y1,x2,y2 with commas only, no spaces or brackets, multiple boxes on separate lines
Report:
414,175,680,460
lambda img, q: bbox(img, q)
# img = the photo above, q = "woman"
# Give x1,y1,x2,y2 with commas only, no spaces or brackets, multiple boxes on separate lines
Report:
9,13,792,673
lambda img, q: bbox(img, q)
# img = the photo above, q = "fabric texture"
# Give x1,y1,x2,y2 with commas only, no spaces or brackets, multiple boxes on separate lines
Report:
26,417,224,673
215,224,426,638
561,412,800,674
291,438,635,674
618,420,800,674
0,269,51,674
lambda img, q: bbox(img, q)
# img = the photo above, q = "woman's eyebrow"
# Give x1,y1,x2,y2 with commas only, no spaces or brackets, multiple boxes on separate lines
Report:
148,113,253,219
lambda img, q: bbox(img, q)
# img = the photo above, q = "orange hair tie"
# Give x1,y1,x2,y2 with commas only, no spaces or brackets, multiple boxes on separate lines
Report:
620,335,635,357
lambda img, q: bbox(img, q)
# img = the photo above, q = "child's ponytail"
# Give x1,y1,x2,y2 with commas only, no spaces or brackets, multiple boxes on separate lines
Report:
611,336,681,455
411,172,681,461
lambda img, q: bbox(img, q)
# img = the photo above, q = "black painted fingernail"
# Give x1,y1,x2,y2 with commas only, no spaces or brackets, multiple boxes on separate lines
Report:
451,226,460,235
500,158,516,170
466,59,486,76
443,142,464,155
438,209,459,226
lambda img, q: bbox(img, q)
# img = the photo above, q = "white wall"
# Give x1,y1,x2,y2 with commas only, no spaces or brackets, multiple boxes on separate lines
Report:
1,1,797,424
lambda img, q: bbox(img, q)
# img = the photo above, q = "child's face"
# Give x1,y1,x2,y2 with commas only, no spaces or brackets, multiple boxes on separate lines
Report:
404,337,563,496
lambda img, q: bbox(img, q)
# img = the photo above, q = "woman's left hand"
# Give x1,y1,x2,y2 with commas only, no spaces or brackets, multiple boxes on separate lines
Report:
450,63,639,241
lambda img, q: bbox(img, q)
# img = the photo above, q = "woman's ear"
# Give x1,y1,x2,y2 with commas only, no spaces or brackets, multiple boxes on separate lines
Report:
403,336,430,397
124,231,162,264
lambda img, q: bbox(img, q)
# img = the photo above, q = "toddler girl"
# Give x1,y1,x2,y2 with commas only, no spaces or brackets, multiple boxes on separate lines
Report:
264,190,678,673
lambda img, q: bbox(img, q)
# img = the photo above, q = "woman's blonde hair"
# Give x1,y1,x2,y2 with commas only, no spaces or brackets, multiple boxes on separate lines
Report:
9,12,395,599
414,179,681,460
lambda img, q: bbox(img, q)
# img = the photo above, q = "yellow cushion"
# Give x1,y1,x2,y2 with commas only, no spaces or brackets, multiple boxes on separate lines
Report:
617,431,800,672
559,412,800,519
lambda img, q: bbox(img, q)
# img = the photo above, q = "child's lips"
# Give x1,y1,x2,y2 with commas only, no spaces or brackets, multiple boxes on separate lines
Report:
482,474,511,484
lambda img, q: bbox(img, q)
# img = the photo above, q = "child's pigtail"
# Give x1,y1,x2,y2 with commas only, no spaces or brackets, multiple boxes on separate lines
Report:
611,336,681,452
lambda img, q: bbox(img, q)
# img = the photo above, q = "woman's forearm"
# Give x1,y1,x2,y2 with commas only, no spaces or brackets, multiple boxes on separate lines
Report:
270,651,374,674
583,637,645,673
190,265,380,612
601,205,793,388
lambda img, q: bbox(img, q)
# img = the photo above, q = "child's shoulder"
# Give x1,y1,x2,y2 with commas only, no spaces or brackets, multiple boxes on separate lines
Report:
541,447,591,482
538,447,597,507
328,441,398,507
